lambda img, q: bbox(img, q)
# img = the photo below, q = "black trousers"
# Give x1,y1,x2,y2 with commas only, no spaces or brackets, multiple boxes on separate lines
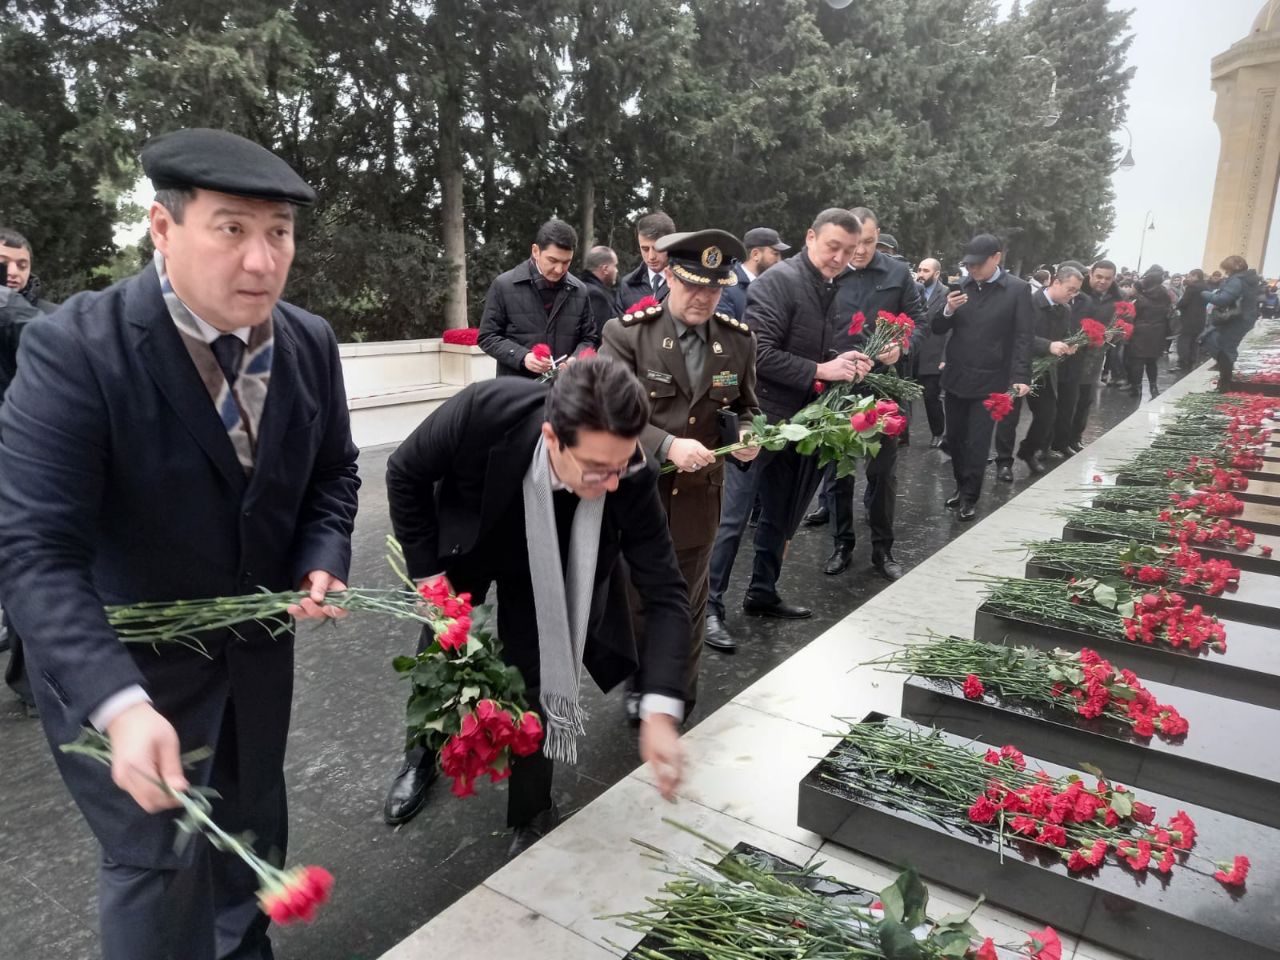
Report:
944,393,997,504
1067,382,1096,448
919,375,945,438
832,433,899,553
1177,325,1202,370
1127,355,1159,394
1051,379,1081,452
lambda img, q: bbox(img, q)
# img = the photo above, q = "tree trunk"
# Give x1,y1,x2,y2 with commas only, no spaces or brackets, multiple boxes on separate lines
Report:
439,82,468,329
580,173,595,252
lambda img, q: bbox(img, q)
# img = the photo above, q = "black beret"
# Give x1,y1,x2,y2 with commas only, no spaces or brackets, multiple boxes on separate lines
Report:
142,128,317,206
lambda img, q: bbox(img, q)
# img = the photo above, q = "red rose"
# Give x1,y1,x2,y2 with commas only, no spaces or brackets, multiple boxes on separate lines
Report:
512,711,543,757
881,415,907,437
848,311,866,336
850,410,879,433
874,399,899,417
962,674,984,700
531,343,552,361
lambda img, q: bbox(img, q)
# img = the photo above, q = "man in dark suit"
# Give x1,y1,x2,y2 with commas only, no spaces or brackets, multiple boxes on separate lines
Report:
581,244,620,338
716,227,790,321
928,234,1033,520
993,265,1083,480
913,258,949,445
0,129,360,960
380,359,690,855
478,218,598,377
617,211,676,312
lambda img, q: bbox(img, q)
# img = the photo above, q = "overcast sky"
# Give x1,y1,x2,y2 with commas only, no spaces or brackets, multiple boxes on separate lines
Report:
1010,0,1262,273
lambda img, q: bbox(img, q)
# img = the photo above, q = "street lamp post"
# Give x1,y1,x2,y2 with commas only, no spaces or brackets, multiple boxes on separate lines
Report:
1136,210,1156,273
1117,124,1136,171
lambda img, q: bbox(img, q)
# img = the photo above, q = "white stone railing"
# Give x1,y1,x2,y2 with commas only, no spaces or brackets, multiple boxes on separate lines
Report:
339,338,496,448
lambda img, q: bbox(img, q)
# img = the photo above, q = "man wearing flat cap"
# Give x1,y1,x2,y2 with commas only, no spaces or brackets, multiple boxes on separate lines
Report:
602,230,761,722
0,127,360,960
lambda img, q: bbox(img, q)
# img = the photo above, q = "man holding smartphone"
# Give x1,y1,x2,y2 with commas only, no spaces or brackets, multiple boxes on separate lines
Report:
601,229,761,722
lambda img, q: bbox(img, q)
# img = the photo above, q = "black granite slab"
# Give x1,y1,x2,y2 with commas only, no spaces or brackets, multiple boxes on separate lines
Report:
1061,520,1280,577
1115,474,1280,509
1232,379,1280,397
1242,459,1280,483
798,713,1280,960
900,675,1280,828
1024,556,1278,626
973,604,1280,710
1093,495,1280,537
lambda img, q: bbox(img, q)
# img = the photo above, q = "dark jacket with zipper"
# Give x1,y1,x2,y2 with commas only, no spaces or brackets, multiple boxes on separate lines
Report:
748,251,851,420
478,260,598,377
833,251,928,364
617,262,666,315
929,269,1034,399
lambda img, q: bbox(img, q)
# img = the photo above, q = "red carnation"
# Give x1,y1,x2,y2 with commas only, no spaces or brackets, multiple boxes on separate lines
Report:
442,327,481,346
259,865,335,925
1214,855,1250,887
972,937,999,960
578,346,597,359
1026,926,1063,960
962,674,984,700
983,392,1015,422
1079,318,1107,347
627,295,659,313
813,380,826,394
967,796,999,824
531,343,552,361
849,311,866,336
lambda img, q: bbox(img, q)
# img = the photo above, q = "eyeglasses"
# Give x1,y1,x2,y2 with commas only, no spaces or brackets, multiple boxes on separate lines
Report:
564,442,647,486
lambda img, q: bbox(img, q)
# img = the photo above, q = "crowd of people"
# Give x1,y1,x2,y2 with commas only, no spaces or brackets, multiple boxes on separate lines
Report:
0,127,1270,960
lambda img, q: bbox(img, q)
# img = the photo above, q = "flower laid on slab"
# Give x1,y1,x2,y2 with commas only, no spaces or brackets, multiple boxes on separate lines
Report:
870,636,1190,740
1026,539,1242,596
609,822,1067,960
824,720,1249,889
982,575,1228,654
62,730,336,925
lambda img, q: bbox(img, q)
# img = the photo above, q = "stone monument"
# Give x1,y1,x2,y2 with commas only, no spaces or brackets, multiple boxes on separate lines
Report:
1204,1,1280,272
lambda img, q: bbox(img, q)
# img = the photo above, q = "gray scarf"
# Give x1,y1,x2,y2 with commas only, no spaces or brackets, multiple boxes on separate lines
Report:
522,435,605,763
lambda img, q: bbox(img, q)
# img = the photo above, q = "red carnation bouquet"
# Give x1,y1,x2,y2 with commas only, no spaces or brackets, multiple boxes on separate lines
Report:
829,719,1250,888
63,730,336,924
390,544,542,798
854,310,917,360
1029,316,1130,384
984,390,1017,421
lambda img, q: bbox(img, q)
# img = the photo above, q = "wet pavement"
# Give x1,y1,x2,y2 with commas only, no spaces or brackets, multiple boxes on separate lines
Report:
0,368,1167,960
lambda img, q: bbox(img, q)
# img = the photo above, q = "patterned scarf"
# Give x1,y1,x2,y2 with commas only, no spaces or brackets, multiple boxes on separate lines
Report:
154,253,273,473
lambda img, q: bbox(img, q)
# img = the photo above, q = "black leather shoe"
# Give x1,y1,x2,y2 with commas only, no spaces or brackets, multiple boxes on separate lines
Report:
959,502,978,521
508,802,560,859
945,491,962,509
872,553,904,581
929,435,944,448
743,597,812,619
1150,388,1160,398
383,758,438,825
996,464,1014,483
802,508,829,527
1068,441,1084,454
823,546,852,575
1019,454,1046,476
624,691,642,726
704,614,737,653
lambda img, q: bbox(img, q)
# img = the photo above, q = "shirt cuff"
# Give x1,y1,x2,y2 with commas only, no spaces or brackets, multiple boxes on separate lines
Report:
90,685,151,732
658,434,676,462
639,693,685,724
942,306,956,318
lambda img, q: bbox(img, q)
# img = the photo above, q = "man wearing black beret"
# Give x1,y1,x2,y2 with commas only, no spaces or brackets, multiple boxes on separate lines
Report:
0,128,360,960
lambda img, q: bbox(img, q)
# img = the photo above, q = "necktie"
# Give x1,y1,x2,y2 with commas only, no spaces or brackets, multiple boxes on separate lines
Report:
653,274,667,299
679,325,706,387
211,334,245,388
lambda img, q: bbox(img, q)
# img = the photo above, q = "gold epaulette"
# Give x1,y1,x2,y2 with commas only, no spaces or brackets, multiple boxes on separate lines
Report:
714,312,751,334
619,305,665,327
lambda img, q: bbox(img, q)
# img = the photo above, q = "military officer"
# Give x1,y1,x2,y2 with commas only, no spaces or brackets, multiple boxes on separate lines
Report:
602,229,761,723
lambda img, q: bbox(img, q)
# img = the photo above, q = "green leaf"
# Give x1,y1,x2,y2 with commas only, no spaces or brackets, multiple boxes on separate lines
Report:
1110,790,1134,818
460,685,481,703
1078,761,1105,779
1092,582,1118,609
878,920,927,960
776,423,811,441
880,867,929,928
392,655,418,673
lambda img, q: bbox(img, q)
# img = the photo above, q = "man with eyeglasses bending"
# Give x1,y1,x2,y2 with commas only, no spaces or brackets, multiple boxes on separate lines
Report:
379,356,692,857
601,229,761,725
